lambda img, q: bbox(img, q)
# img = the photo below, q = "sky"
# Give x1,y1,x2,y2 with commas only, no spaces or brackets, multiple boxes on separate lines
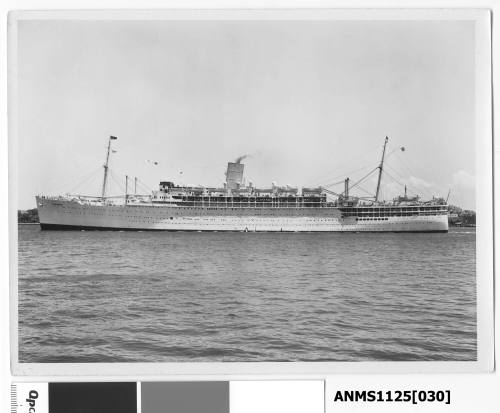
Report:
16,19,475,210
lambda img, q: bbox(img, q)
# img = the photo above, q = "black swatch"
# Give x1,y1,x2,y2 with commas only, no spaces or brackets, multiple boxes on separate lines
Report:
49,382,136,413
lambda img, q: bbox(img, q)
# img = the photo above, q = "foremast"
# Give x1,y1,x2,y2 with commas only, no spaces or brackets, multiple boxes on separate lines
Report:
101,136,117,199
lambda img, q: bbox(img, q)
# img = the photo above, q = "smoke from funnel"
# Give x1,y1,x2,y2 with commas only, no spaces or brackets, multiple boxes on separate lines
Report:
235,154,250,164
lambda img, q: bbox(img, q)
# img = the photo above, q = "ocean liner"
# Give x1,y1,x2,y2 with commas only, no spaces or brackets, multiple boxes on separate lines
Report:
36,136,449,232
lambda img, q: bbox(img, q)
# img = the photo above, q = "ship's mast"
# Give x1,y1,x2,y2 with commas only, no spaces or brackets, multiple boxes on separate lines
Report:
375,136,389,202
344,177,350,199
125,175,129,204
101,136,117,199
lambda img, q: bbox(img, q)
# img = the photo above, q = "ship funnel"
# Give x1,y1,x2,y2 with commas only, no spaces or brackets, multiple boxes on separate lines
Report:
226,162,244,190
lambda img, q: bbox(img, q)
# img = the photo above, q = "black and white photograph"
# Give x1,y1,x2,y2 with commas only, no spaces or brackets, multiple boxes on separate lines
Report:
9,9,493,373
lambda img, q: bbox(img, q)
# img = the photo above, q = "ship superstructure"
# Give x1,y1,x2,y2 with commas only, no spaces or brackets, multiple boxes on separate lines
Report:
35,136,449,232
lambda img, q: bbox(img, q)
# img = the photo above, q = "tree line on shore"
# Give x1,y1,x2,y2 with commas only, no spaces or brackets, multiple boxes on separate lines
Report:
17,208,39,223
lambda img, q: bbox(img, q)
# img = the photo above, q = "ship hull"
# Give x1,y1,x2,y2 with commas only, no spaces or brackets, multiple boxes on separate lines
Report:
36,197,449,233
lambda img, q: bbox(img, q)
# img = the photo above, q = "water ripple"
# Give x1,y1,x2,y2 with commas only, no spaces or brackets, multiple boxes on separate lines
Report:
18,226,476,362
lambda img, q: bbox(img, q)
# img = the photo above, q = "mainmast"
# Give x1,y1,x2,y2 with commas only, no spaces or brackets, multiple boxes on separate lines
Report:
375,136,389,202
344,177,350,199
101,135,117,199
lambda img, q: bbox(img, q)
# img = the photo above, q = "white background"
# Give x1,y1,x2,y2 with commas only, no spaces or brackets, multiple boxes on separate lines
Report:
1,1,497,413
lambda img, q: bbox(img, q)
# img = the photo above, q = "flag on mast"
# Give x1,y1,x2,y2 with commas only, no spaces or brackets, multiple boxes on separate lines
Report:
110,136,118,140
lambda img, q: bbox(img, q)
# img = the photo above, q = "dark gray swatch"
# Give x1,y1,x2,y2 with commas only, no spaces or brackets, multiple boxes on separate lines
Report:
49,382,136,413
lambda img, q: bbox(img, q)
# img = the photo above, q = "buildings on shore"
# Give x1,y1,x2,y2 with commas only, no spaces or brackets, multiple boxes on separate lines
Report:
447,205,476,227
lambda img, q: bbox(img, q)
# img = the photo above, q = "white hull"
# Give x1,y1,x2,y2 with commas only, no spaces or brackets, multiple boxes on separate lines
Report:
36,197,449,232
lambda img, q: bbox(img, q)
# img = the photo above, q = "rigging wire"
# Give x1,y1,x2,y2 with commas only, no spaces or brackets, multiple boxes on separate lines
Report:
356,185,376,197
307,139,403,189
42,153,109,192
108,169,126,194
380,142,442,199
314,162,379,188
321,179,347,189
380,168,406,188
384,163,432,199
69,168,103,195
135,177,154,194
304,141,384,186
392,148,421,176
47,165,104,195
384,145,406,160
383,163,417,194
382,168,428,199
391,150,449,196
347,182,375,198
346,167,379,191
103,166,155,196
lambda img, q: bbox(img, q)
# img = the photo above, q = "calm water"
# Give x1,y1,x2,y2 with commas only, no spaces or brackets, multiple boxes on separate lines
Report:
18,225,476,362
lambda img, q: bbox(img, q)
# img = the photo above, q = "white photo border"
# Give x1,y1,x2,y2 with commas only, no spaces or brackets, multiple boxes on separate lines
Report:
8,8,494,377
